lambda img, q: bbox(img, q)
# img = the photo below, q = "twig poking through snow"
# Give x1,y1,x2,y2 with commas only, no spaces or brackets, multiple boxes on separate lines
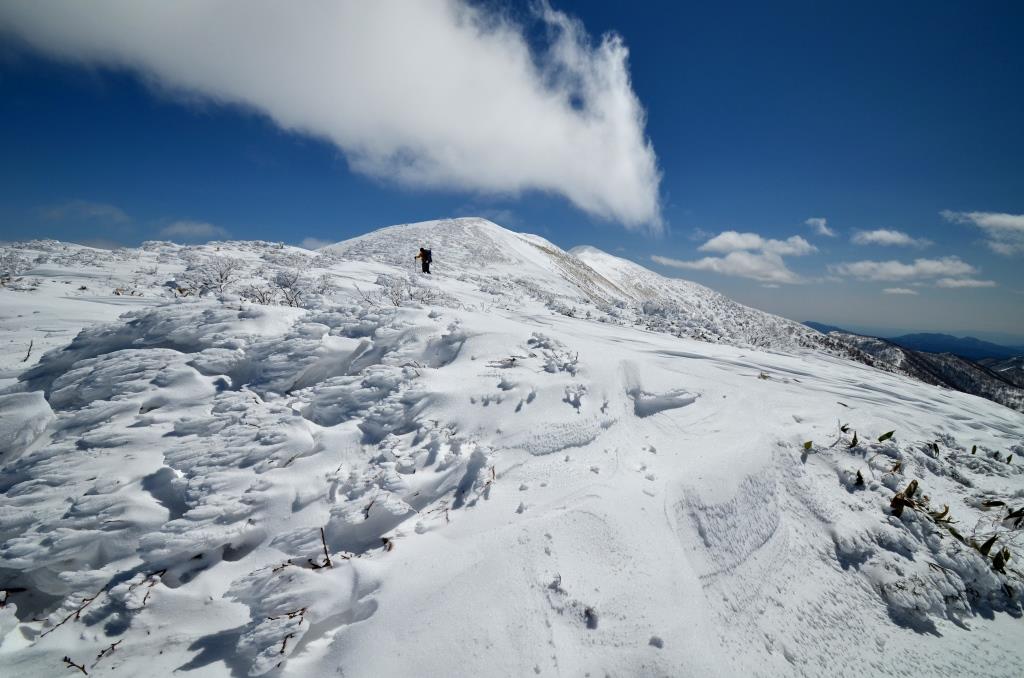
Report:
62,656,87,675
319,526,332,567
267,607,307,622
42,589,104,638
22,339,33,362
308,527,333,569
280,632,296,655
92,640,122,668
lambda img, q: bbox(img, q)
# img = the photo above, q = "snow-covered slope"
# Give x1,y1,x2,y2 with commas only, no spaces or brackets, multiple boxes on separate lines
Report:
981,356,1024,389
571,244,863,353
322,217,635,305
0,239,333,389
828,331,1024,413
2,226,1023,678
325,218,868,359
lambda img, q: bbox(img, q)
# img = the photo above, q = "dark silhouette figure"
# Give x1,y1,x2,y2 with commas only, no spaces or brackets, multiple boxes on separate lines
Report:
415,247,432,274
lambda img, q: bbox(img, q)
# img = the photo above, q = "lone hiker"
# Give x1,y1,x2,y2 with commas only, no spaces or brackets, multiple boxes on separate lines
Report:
415,246,432,274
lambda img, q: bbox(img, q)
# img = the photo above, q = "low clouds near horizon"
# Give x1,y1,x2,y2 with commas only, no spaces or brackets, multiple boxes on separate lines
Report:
699,231,816,257
851,229,931,248
0,0,662,231
831,256,996,289
159,220,229,242
299,237,333,251
655,226,1003,291
942,210,1024,255
831,256,974,281
41,200,131,224
653,230,816,284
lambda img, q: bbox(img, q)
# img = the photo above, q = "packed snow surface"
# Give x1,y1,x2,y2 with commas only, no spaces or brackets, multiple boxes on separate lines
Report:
1,219,1023,677
826,331,1024,413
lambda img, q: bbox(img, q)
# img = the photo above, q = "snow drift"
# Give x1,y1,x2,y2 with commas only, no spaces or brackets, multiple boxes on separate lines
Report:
1,219,1022,677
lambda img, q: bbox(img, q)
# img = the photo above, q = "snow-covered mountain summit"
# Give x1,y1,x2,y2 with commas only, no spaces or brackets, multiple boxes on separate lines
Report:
1,226,1022,677
324,217,555,273
322,217,630,303
323,217,865,358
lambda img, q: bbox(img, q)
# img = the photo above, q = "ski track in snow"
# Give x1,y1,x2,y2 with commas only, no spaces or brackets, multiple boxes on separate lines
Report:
0,221,1022,677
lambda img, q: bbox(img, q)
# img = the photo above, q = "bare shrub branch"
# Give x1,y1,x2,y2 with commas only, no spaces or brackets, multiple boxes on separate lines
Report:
274,268,308,307
177,255,246,296
62,656,87,675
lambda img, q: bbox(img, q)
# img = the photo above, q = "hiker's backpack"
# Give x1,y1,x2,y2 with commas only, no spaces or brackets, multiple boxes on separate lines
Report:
424,249,432,263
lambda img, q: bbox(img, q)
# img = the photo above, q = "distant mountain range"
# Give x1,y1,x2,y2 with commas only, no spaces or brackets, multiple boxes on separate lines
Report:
804,323,1024,361
885,333,1024,361
804,321,1024,411
803,321,849,336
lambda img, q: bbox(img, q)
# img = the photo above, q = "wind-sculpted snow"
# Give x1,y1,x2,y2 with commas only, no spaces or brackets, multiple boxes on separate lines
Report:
0,392,52,462
0,290,505,675
1,227,1023,677
227,562,379,676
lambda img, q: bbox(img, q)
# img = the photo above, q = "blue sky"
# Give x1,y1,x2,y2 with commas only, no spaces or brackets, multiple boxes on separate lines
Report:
1,1,1022,341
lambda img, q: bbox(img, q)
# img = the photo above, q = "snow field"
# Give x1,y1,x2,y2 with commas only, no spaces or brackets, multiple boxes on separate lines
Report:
0,220,1022,677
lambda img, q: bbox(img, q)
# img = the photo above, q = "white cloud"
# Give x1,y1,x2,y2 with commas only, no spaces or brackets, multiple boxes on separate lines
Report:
883,287,918,295
659,229,815,284
941,210,1024,255
159,220,229,242
698,231,816,256
698,231,765,253
831,256,976,281
652,251,801,284
299,237,333,250
805,217,835,237
42,200,130,223
766,236,816,256
0,1,662,231
851,229,931,248
935,277,997,288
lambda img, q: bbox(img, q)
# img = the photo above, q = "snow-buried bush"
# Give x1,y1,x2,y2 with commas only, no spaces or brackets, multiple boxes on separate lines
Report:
807,424,1024,628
